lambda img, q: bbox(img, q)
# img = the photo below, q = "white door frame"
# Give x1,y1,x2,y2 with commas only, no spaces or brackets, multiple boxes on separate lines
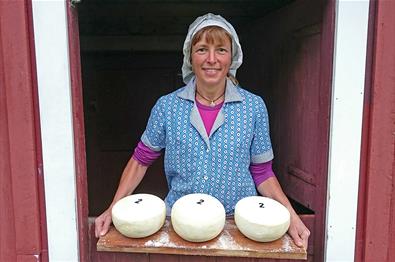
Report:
325,0,370,261
31,1,371,261
32,1,80,261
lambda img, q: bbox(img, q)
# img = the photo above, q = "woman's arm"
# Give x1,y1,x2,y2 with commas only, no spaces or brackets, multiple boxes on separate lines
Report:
94,157,148,237
256,176,310,249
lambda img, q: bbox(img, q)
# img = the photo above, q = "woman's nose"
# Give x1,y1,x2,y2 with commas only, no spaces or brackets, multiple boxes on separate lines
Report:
207,50,217,63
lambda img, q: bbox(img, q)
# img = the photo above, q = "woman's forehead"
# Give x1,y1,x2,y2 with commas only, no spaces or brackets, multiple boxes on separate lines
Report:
192,26,232,46
193,31,231,46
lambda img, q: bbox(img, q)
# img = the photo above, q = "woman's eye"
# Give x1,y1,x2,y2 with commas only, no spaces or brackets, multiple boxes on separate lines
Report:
218,48,228,53
196,48,207,53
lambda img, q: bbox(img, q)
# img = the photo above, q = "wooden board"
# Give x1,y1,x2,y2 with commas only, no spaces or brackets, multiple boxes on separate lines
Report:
97,218,306,260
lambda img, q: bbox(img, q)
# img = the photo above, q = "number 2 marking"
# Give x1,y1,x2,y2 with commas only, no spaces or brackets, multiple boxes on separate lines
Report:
196,199,205,205
134,198,143,204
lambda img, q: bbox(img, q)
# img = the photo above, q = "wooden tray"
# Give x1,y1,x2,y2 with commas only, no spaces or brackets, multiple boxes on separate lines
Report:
97,218,306,259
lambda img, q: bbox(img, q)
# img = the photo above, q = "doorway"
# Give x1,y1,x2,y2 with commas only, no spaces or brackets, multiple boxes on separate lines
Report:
77,0,333,260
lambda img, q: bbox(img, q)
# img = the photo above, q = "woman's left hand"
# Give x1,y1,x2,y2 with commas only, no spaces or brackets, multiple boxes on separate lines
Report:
287,213,310,250
256,177,310,249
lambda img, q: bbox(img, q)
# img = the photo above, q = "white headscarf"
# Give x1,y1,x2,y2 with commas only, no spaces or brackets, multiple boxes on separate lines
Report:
181,13,243,84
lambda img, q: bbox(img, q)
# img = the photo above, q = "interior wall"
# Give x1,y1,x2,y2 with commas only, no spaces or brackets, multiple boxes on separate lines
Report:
80,2,296,217
82,52,183,215
241,0,323,211
240,0,331,260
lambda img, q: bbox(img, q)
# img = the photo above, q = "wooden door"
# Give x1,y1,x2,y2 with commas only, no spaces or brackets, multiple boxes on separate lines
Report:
240,0,335,260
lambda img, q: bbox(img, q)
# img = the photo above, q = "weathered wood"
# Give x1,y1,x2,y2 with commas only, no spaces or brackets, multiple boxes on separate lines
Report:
240,0,335,260
97,218,306,260
66,3,89,262
355,0,395,261
0,0,47,261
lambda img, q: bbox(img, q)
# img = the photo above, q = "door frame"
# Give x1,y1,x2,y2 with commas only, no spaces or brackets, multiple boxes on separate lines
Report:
325,0,371,261
30,0,376,261
31,0,83,261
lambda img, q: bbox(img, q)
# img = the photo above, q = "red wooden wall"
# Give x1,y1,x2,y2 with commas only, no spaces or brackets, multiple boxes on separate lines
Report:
355,0,395,261
0,0,393,261
0,1,48,261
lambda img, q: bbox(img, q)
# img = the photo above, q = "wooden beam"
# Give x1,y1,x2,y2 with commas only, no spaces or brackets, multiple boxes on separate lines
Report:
80,35,185,51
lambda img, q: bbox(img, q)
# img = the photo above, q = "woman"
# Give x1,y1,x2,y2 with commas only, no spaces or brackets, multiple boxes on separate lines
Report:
95,13,310,249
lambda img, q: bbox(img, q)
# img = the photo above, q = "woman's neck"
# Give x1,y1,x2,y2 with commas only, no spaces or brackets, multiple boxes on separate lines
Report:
195,79,226,106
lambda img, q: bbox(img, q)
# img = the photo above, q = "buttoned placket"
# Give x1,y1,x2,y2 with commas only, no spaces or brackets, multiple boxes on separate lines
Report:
190,102,226,152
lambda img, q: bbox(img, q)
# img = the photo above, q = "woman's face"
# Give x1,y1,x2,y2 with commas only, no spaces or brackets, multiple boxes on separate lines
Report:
191,33,232,89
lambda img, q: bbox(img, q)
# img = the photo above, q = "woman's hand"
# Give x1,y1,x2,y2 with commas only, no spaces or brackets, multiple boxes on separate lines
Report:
288,213,310,249
256,177,310,249
94,208,113,238
94,157,149,238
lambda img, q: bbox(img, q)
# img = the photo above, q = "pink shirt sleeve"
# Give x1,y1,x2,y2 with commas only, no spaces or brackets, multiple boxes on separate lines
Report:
249,160,276,187
132,140,161,166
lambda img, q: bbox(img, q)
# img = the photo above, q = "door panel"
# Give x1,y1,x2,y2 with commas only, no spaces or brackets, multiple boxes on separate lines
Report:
82,53,183,215
240,0,334,261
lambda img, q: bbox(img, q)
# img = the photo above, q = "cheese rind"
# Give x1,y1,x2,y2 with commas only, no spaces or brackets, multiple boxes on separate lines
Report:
112,194,166,238
235,196,290,242
171,193,226,242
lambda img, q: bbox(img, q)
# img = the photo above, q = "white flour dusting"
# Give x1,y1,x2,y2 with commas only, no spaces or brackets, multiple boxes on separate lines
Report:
210,231,242,250
281,236,292,252
270,236,294,253
143,231,177,248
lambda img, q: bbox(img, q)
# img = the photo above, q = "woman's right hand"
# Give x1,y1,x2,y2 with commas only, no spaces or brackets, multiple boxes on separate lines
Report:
95,208,113,238
94,157,149,238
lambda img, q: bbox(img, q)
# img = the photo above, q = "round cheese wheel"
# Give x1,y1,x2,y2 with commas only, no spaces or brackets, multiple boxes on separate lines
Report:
111,193,166,238
234,196,290,242
171,193,225,242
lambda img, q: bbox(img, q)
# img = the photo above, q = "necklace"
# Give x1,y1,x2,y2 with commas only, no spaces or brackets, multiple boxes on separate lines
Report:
195,89,225,107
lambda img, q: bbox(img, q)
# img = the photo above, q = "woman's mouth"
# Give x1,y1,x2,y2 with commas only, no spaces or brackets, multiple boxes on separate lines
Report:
203,68,221,75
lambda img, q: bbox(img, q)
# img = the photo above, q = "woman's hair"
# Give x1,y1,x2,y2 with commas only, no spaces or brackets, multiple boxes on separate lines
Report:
191,25,232,47
191,26,239,85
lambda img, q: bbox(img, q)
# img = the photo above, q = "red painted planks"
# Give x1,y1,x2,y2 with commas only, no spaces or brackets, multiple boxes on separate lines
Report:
179,256,216,262
25,0,49,260
0,0,46,260
149,254,180,262
0,34,17,262
356,0,395,261
66,3,90,262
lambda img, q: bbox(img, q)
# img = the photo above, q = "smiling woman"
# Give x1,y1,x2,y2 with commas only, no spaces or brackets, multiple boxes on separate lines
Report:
94,12,310,252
